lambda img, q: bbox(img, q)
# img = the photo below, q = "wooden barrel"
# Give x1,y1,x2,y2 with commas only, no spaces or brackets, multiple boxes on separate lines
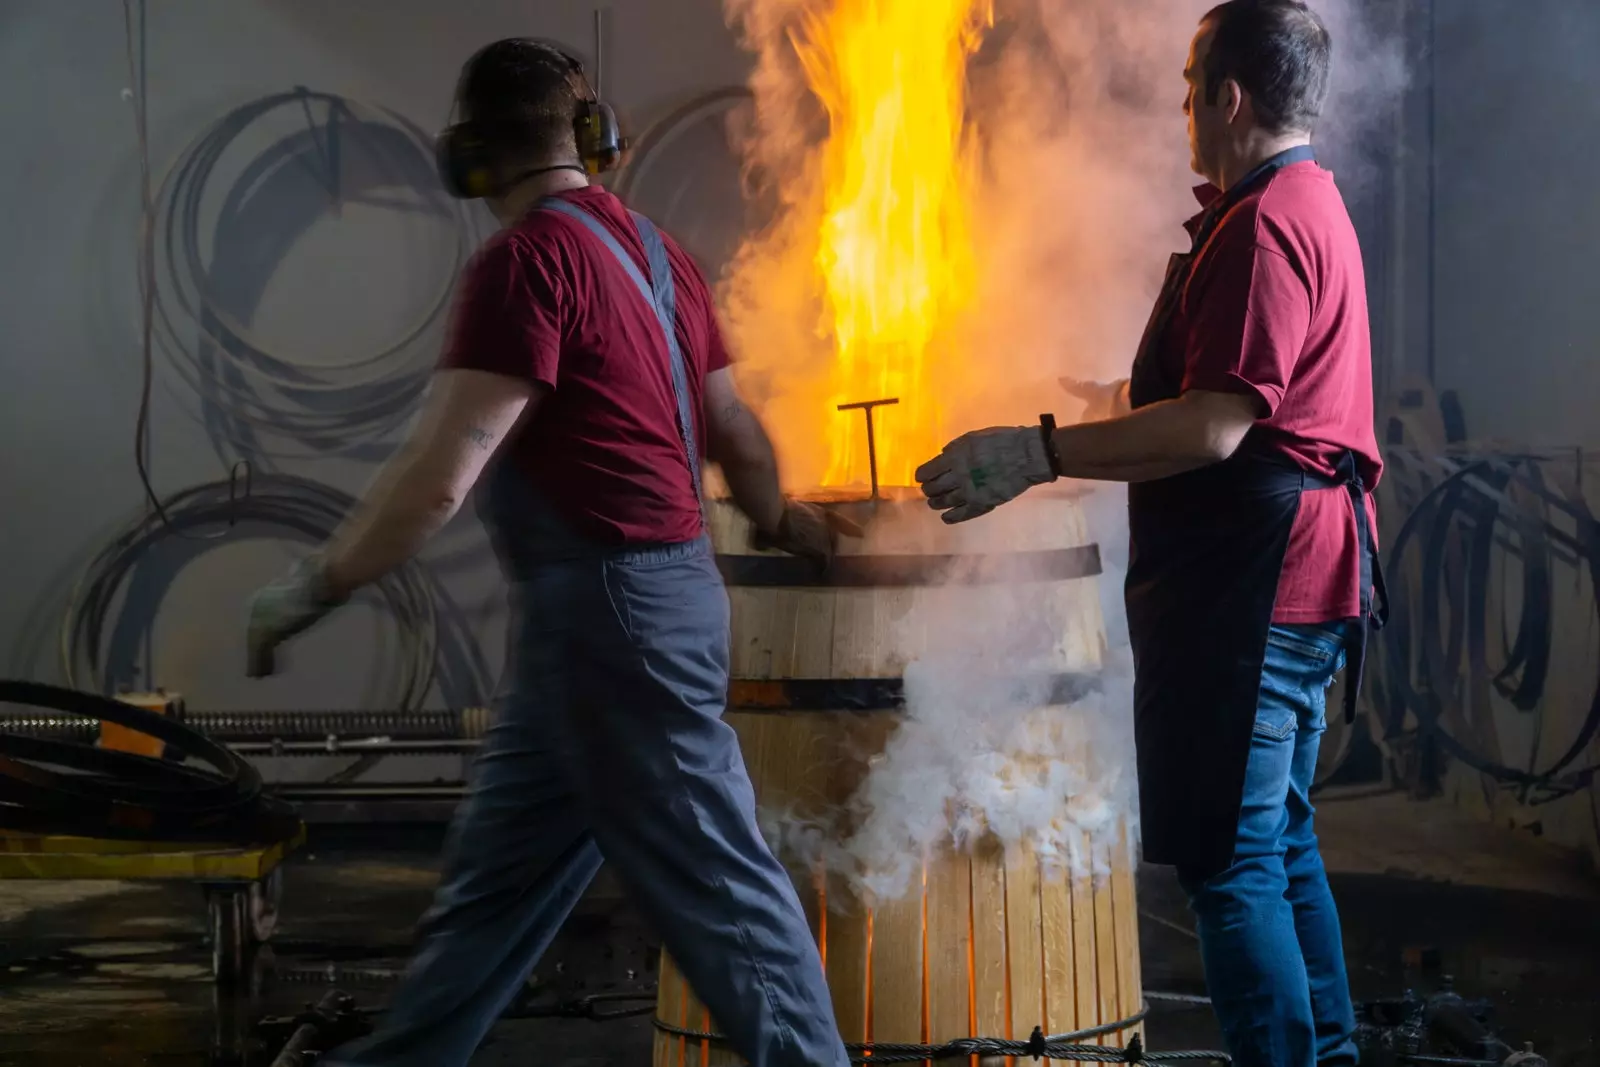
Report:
653,489,1142,1066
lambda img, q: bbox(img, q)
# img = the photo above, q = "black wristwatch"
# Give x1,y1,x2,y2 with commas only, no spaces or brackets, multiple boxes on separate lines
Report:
1039,414,1064,480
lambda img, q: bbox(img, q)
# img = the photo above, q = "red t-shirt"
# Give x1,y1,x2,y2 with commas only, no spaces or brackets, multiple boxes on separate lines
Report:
438,186,729,544
1169,160,1383,623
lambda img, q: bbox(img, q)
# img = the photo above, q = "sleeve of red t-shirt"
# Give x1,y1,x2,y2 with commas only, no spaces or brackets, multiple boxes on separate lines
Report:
704,308,733,374
437,235,565,388
1180,216,1312,417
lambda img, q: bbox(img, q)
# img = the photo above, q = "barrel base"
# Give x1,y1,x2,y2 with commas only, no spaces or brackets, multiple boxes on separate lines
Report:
651,820,1143,1066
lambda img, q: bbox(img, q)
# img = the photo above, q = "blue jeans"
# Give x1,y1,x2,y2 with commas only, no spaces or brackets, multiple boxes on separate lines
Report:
1176,623,1358,1067
328,538,848,1067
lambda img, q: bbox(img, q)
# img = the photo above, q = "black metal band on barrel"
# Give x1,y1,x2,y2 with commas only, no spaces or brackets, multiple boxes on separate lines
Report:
729,672,1103,713
716,545,1102,588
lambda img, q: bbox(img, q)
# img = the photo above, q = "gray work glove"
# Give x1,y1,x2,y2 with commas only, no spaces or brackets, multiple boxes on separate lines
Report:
752,500,864,562
245,557,348,678
915,425,1056,524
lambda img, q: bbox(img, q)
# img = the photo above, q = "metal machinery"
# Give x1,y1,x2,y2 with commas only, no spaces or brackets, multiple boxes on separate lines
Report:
1,695,488,824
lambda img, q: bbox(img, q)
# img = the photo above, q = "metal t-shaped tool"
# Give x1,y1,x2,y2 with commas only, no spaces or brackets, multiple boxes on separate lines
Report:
836,398,900,501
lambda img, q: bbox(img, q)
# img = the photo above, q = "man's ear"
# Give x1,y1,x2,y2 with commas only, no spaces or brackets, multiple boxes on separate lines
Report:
1222,77,1246,125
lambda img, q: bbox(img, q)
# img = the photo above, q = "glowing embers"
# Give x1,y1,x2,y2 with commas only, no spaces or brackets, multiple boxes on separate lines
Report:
791,0,993,489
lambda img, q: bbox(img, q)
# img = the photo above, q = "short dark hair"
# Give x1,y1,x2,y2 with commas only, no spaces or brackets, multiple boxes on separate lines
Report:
1201,0,1332,134
455,38,587,161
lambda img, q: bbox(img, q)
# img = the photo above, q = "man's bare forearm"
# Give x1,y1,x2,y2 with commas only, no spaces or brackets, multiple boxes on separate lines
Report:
715,405,786,534
323,447,463,596
318,370,538,598
1049,391,1255,483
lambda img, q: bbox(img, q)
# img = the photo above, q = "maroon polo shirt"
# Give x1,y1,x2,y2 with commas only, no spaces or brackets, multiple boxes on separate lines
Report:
1166,160,1383,623
438,186,728,544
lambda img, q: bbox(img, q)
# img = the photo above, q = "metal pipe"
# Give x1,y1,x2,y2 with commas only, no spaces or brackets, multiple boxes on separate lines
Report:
593,7,606,97
271,784,469,800
0,707,491,744
228,739,480,757
837,398,900,500
269,990,360,1067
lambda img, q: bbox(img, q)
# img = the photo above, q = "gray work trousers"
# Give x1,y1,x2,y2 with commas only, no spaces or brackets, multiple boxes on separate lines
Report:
328,537,847,1067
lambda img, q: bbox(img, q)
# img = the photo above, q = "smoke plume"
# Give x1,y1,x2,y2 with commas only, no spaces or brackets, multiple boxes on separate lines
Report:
721,0,1405,901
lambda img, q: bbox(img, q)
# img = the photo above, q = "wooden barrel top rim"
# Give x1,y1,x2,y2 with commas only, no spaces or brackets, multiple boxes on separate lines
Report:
716,545,1103,587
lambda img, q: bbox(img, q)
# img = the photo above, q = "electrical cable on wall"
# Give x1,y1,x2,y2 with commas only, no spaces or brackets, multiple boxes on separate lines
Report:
121,0,481,467
60,472,491,711
150,87,479,457
110,5,493,716
123,0,252,537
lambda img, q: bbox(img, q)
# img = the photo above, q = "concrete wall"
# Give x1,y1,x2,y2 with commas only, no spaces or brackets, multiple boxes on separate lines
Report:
1427,0,1600,445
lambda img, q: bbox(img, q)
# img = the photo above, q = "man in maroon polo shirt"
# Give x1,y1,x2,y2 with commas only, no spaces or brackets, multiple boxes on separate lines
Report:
916,3,1382,1064
243,38,852,1067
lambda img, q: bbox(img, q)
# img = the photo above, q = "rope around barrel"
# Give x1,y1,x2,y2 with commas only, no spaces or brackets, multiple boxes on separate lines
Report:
652,1002,1231,1063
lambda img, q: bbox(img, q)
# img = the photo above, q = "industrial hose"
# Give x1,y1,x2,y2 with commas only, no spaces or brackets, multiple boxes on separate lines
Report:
59,472,490,710
0,680,297,844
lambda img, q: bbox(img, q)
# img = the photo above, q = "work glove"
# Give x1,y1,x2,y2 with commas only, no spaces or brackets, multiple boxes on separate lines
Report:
1059,377,1128,422
752,500,863,562
915,425,1057,524
245,557,348,678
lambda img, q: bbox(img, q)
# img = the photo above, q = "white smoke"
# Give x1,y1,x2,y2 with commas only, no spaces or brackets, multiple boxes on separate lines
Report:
724,0,1406,903
757,500,1137,905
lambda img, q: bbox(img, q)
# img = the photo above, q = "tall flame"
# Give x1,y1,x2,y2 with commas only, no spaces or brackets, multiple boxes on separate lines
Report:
791,0,993,488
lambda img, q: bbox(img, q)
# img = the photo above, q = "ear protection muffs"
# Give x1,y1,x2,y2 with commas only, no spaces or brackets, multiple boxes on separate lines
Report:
573,95,624,175
436,38,626,200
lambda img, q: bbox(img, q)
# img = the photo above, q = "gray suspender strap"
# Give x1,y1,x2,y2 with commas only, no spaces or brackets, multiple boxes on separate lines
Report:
536,197,704,507
631,211,705,506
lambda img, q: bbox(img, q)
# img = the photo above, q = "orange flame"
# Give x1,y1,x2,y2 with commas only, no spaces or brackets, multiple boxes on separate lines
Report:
790,0,994,488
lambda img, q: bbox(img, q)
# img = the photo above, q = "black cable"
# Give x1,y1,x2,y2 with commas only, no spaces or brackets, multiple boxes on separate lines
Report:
148,85,476,459
57,472,474,710
121,0,254,538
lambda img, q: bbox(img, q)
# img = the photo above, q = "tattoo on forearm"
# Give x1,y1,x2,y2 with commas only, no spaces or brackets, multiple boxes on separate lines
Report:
721,400,744,424
466,426,495,451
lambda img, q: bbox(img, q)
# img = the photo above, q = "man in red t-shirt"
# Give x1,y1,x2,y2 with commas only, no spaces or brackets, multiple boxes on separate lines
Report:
243,38,851,1067
916,4,1380,1065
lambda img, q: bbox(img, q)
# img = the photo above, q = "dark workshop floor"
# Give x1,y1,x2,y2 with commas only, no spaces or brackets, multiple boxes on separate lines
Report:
1,794,1597,1067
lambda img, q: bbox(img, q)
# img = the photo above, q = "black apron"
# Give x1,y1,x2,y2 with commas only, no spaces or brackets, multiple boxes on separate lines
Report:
1126,147,1387,876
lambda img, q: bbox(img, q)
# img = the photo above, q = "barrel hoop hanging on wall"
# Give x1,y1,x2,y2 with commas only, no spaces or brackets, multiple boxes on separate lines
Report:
715,545,1103,588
